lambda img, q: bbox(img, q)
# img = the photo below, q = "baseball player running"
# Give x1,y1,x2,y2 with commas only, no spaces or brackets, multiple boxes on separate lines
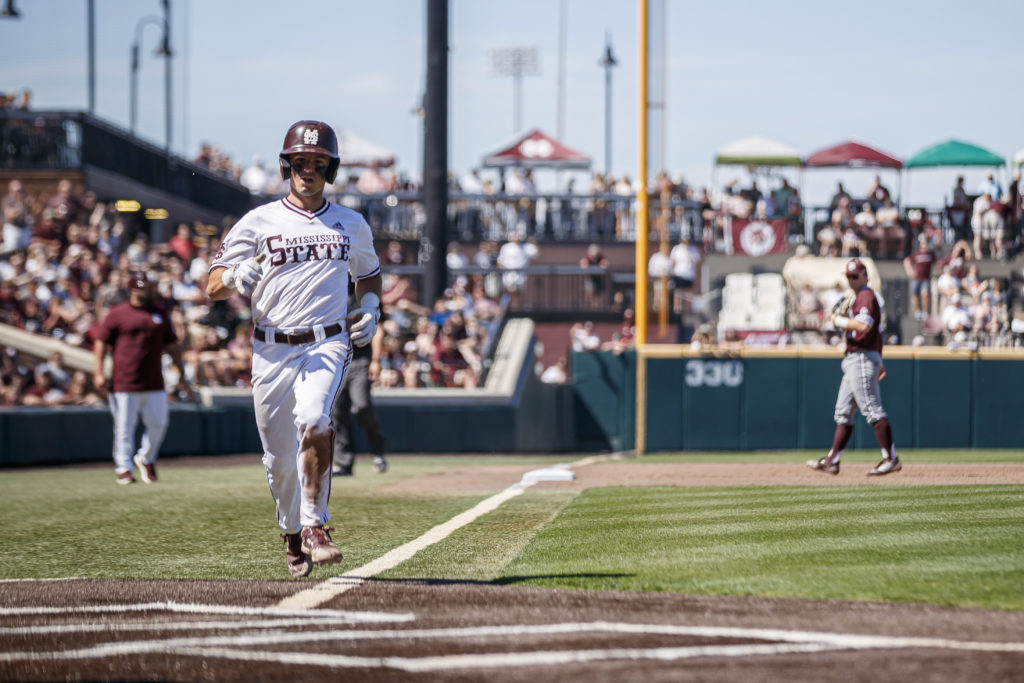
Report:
808,258,901,476
91,271,187,485
207,120,382,578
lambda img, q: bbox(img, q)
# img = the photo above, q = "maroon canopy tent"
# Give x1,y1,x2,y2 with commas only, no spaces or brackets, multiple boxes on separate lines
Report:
804,141,902,168
481,129,591,170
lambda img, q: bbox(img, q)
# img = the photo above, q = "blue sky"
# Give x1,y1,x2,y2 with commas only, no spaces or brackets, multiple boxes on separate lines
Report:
2,0,1022,206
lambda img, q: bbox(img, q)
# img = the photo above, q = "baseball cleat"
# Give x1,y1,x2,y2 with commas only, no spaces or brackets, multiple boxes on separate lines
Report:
867,457,902,475
806,457,840,475
373,455,388,474
282,532,313,578
133,454,157,483
300,525,343,566
116,471,136,485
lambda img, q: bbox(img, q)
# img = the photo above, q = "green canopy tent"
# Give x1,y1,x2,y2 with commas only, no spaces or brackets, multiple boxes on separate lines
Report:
903,140,1005,241
904,139,1005,168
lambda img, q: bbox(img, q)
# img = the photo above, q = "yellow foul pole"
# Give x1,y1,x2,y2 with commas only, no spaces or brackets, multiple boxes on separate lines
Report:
634,0,649,456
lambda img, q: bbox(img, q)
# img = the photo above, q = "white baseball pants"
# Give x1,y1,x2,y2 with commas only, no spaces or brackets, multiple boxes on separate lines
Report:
108,390,169,474
251,335,351,533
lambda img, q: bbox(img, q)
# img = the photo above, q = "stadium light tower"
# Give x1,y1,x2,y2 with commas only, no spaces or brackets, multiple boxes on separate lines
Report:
490,46,538,134
599,32,618,176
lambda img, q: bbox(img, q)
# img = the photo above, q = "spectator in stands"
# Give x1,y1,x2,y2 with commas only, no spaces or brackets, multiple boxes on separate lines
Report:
570,321,601,352
971,192,992,258
496,231,538,303
904,237,937,320
579,243,609,309
977,173,1003,201
669,234,701,315
940,240,972,279
961,263,988,303
65,369,104,406
793,283,824,329
690,322,716,350
168,222,196,263
446,242,469,271
865,175,891,210
2,179,32,253
940,291,971,340
21,364,66,406
981,197,1011,261
539,357,567,384
828,182,851,211
647,240,672,312
874,198,905,257
240,155,269,195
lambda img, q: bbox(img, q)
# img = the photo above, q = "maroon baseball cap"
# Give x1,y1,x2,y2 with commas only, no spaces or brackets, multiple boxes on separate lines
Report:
128,271,152,290
845,258,867,279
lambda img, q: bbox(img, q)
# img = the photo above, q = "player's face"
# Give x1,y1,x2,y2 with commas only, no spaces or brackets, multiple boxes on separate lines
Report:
288,153,330,196
846,271,865,288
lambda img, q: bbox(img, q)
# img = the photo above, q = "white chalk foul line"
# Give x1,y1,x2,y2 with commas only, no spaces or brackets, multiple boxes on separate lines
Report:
0,601,412,624
276,479,535,609
3,621,1023,667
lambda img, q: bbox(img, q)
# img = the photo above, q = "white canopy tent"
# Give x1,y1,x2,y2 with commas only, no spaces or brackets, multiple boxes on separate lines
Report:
335,128,396,168
712,135,803,198
1013,148,1024,167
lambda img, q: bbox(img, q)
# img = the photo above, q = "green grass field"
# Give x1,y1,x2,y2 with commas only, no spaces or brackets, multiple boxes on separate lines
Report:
2,450,1023,610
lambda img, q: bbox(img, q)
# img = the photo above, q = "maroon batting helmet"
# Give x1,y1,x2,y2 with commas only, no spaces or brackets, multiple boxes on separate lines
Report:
845,258,867,279
128,271,152,290
279,120,340,184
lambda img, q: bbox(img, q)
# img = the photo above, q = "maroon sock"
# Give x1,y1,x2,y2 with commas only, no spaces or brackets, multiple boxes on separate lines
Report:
829,424,854,460
872,418,894,458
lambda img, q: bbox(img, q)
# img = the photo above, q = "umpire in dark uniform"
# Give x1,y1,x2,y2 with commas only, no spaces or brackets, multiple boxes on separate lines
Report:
332,282,388,476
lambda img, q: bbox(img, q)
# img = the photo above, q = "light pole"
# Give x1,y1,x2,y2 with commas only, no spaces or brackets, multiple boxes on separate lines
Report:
130,13,172,140
599,32,617,176
0,0,20,18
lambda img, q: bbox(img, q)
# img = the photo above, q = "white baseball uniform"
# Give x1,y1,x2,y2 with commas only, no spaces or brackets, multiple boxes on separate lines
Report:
211,197,380,533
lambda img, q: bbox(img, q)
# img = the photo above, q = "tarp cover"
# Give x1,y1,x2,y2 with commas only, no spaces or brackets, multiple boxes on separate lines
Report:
481,129,591,169
904,139,1004,168
336,128,395,168
714,135,802,167
804,141,902,169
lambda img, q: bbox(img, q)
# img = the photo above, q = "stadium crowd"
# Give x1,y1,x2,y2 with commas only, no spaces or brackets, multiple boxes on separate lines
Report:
0,178,504,407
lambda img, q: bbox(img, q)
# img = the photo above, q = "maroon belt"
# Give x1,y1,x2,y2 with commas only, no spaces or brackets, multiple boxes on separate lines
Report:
254,322,343,345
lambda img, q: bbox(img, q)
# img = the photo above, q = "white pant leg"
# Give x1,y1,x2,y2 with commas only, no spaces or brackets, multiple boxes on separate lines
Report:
135,390,169,465
252,343,302,534
292,338,350,527
109,392,140,474
251,337,351,533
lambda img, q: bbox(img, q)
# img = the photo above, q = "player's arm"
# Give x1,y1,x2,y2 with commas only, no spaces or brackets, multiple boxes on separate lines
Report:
354,273,383,304
350,273,383,347
369,323,384,382
92,339,108,391
206,267,231,301
166,341,188,390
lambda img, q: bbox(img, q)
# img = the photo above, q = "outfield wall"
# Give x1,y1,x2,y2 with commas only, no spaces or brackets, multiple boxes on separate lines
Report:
570,346,1024,452
4,344,1023,466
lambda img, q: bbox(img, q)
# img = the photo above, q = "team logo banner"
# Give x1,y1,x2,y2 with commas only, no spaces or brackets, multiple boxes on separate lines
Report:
729,218,787,257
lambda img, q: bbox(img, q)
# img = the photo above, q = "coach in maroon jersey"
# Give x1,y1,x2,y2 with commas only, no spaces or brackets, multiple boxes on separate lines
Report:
91,271,187,485
808,258,902,476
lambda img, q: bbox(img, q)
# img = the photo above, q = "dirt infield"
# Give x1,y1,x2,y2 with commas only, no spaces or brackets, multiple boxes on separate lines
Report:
2,459,1023,682
2,578,1024,682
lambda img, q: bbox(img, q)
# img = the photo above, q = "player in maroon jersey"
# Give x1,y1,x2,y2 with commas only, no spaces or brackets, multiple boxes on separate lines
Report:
808,258,901,476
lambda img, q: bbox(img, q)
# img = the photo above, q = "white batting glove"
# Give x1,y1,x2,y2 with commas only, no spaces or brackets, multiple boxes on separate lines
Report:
348,292,380,347
223,254,265,296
